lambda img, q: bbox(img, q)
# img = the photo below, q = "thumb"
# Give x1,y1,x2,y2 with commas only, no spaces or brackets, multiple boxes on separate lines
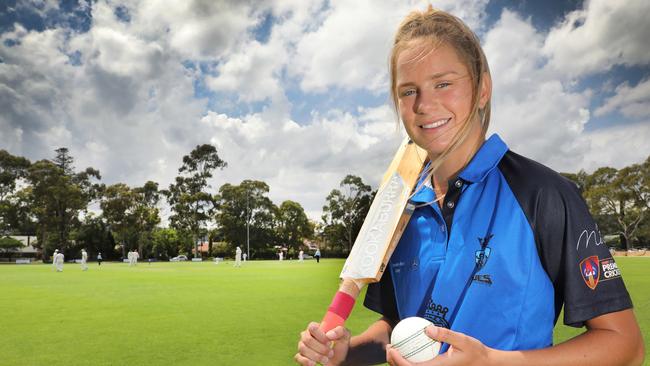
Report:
326,326,351,364
325,326,351,342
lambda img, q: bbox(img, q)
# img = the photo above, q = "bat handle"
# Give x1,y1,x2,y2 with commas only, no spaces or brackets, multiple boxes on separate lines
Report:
319,291,356,333
320,311,346,333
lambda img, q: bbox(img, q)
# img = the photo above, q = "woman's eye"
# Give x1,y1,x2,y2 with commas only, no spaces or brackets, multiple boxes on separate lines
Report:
401,89,416,97
435,82,451,89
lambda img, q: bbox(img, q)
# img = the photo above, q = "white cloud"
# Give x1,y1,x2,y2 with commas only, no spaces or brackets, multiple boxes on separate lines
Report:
198,105,406,219
0,1,209,189
290,0,488,93
119,0,258,60
543,0,650,77
580,122,650,171
484,10,592,171
207,40,285,103
1,0,648,223
595,78,650,119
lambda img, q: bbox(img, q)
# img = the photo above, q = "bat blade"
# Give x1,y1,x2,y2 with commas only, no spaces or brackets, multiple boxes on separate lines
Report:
320,138,426,332
341,138,425,282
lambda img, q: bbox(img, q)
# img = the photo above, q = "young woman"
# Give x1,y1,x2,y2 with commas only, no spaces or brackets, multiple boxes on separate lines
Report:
295,6,645,366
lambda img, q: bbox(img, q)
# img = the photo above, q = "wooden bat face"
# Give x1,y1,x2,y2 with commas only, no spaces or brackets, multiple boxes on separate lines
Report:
319,138,426,333
340,139,426,283
341,172,412,281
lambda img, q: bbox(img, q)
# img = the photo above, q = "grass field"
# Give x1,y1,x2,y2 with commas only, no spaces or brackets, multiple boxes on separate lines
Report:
0,257,648,365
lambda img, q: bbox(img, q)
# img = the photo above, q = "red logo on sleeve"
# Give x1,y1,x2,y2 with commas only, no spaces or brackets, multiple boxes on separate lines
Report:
580,255,600,290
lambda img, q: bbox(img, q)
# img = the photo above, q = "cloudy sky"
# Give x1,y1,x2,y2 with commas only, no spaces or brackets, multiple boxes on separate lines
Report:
1,0,649,220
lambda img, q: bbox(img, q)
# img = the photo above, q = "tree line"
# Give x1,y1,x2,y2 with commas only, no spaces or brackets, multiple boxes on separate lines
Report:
0,145,647,261
0,145,374,261
561,156,650,250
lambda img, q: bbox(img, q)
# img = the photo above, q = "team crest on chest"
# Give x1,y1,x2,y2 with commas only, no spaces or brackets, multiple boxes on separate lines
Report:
580,255,600,290
475,234,493,269
475,247,491,269
472,234,494,285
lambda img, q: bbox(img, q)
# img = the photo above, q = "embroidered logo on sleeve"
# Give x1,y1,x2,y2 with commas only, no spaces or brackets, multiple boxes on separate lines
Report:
580,255,600,290
579,256,622,290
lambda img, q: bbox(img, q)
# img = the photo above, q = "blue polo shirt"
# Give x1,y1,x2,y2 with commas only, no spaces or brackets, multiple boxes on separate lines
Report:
364,134,632,352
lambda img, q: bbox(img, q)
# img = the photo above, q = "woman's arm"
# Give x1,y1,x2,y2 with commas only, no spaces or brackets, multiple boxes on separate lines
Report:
387,309,644,366
341,316,395,366
494,309,645,366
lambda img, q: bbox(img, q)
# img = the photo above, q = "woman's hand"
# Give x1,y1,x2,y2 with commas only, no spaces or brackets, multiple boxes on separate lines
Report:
295,322,351,366
386,326,493,366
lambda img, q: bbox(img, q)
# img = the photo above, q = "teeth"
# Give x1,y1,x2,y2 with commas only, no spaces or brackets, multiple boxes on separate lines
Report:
422,118,449,129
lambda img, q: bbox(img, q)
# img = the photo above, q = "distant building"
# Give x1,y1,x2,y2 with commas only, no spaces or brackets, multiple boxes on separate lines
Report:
191,241,210,256
0,235,38,261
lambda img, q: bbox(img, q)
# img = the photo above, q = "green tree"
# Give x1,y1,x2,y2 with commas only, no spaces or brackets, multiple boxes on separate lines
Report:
321,175,373,253
0,150,31,235
100,183,139,259
0,236,23,254
133,181,162,258
151,227,182,259
583,162,649,250
27,149,101,260
0,187,36,236
74,213,115,260
215,180,277,259
276,200,313,252
164,144,226,258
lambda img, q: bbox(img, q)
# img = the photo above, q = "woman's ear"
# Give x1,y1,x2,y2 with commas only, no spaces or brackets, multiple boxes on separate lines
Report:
479,72,492,108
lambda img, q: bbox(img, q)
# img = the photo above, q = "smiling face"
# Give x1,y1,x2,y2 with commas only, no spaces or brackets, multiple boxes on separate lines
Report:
395,41,485,159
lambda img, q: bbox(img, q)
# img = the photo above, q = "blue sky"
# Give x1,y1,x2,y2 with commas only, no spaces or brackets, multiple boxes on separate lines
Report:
1,0,649,220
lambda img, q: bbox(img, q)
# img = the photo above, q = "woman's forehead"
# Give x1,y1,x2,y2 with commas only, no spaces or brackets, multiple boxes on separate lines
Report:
396,41,467,76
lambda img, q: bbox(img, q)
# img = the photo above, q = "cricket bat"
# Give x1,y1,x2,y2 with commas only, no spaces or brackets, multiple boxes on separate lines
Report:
320,137,427,333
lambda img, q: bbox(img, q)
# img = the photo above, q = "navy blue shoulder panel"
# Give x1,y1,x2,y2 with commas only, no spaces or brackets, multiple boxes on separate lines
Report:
498,150,632,326
364,264,399,324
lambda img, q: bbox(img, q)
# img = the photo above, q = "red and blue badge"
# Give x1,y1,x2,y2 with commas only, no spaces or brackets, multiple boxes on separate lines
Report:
580,255,600,290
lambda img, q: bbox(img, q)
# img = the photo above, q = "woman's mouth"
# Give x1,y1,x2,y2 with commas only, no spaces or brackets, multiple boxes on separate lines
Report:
421,118,450,129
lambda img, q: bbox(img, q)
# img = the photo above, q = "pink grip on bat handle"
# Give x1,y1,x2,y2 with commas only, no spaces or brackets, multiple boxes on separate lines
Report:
320,291,356,333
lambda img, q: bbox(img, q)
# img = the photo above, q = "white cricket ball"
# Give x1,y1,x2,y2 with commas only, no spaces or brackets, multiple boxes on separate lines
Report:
390,317,440,363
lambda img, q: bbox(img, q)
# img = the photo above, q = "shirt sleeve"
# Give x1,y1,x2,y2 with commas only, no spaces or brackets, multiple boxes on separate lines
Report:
534,176,632,327
499,151,632,327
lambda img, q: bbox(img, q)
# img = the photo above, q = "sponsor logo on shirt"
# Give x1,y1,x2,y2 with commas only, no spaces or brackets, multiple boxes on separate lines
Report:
600,258,621,280
579,256,622,290
411,258,419,270
392,261,405,274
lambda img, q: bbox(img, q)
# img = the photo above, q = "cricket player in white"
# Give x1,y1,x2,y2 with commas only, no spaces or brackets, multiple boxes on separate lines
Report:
279,251,284,261
234,246,242,267
299,250,304,262
55,251,64,272
80,249,88,271
127,250,133,266
243,253,247,262
133,250,139,265
52,249,59,270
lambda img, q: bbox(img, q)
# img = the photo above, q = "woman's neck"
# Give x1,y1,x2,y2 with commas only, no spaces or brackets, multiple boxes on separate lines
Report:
430,133,484,198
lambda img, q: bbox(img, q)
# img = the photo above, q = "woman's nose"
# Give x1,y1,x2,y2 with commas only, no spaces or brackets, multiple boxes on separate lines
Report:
415,89,437,114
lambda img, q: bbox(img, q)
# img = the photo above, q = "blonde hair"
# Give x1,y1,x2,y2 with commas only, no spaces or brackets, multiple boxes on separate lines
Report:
390,6,492,189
